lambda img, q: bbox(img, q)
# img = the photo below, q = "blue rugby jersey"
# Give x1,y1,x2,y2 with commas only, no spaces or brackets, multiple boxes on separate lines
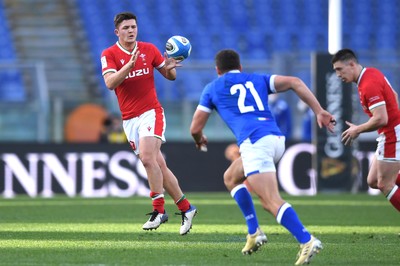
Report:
198,70,283,145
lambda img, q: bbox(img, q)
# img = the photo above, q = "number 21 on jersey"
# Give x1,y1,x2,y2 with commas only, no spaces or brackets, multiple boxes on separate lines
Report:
230,81,265,113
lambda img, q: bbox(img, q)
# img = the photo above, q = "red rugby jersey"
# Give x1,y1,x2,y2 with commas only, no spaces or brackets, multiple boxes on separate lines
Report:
101,41,165,119
357,67,400,136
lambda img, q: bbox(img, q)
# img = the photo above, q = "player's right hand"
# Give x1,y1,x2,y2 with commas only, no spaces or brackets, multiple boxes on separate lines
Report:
129,46,140,68
195,134,208,152
316,110,336,133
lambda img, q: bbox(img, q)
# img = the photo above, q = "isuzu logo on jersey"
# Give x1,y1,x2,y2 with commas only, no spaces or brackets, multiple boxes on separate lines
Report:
125,67,150,79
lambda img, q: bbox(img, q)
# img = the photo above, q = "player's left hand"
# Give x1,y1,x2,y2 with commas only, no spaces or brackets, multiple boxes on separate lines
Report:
163,52,182,70
341,121,360,146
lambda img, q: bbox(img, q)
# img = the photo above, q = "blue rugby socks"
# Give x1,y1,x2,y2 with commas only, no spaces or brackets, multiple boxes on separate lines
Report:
231,184,259,235
276,202,311,244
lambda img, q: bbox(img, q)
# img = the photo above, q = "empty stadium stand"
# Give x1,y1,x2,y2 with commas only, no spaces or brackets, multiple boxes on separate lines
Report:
3,0,99,100
0,0,399,141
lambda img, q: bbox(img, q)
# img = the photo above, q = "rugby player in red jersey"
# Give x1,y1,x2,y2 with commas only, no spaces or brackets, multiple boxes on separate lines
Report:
101,12,197,234
332,48,400,212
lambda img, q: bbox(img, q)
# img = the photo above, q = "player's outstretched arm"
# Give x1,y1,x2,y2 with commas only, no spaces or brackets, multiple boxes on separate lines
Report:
274,75,336,132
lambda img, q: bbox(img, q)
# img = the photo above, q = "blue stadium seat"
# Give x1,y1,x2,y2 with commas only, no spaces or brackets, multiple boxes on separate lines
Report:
0,71,26,101
273,30,292,52
375,27,396,51
252,0,275,28
0,0,25,102
244,30,271,59
0,1,16,60
302,0,328,33
190,34,216,59
348,25,372,51
295,29,314,51
279,0,299,28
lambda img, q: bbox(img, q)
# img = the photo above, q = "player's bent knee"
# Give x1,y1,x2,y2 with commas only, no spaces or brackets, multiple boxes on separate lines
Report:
368,181,378,189
223,171,242,191
367,176,378,189
223,171,234,190
140,156,159,170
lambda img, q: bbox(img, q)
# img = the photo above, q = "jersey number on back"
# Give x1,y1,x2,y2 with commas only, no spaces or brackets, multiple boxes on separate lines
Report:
230,81,265,113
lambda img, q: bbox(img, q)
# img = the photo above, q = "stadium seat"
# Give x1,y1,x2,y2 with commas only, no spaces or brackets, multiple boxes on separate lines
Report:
304,1,328,33
0,71,26,102
375,27,396,51
273,29,292,52
0,0,25,101
0,1,16,61
350,26,373,51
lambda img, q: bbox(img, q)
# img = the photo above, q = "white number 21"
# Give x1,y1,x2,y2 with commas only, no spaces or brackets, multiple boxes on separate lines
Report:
230,81,265,113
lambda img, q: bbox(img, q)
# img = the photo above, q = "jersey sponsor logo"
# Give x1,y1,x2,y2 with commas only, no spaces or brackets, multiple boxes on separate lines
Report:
101,56,107,68
125,68,150,79
147,126,152,131
368,95,380,103
120,59,125,65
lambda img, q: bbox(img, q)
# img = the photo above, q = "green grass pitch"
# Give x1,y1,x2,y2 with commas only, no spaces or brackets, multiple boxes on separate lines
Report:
0,193,398,265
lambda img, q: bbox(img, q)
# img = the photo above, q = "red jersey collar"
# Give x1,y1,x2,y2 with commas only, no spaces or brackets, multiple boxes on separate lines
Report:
116,41,137,55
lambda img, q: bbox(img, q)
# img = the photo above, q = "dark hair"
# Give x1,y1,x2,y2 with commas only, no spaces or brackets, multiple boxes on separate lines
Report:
114,12,137,28
331,48,358,64
215,49,241,73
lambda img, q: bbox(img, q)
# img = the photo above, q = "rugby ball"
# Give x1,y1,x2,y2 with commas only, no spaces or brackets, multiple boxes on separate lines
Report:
166,35,192,61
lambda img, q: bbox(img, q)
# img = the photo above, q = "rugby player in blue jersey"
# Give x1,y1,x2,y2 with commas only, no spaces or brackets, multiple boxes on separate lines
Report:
190,49,335,265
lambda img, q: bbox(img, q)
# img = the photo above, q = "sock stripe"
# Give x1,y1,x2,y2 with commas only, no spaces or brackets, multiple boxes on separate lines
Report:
175,194,186,204
386,185,398,200
276,202,292,224
152,193,164,200
230,184,247,197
